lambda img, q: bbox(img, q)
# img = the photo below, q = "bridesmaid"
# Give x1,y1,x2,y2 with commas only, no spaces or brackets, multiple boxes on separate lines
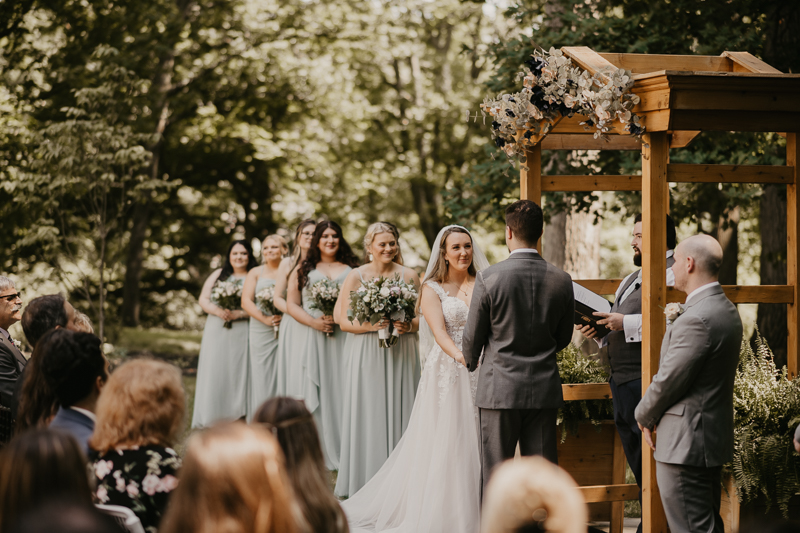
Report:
286,221,360,471
192,240,258,428
242,234,288,420
274,219,316,398
334,222,421,497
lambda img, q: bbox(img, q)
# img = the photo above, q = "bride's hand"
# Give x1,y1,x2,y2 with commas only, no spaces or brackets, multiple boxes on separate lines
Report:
454,351,466,366
392,321,411,335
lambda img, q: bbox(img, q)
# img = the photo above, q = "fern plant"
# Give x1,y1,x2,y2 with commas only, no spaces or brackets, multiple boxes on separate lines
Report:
731,335,800,516
556,343,614,442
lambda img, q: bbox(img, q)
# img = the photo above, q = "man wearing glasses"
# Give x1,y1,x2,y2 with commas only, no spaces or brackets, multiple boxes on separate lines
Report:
0,276,26,410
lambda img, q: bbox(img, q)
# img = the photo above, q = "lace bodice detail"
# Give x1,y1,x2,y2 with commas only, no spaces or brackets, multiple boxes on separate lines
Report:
424,281,478,407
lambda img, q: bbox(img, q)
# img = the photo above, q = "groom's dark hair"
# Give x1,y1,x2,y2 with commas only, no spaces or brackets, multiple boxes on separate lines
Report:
505,200,543,246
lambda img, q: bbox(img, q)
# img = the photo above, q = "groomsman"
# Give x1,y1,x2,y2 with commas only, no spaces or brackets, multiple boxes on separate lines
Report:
577,213,676,533
635,234,741,533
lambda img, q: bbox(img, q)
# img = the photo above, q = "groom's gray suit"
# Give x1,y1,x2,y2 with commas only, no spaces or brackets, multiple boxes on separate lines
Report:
462,251,574,498
635,284,742,533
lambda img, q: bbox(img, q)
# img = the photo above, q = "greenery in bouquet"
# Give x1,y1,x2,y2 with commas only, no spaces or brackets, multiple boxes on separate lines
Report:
211,278,243,329
556,343,614,443
731,334,800,516
348,274,418,347
477,47,644,164
255,284,282,337
308,278,341,317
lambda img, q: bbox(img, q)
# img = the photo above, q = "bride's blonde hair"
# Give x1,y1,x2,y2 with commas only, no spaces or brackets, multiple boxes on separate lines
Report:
424,227,477,284
363,222,404,266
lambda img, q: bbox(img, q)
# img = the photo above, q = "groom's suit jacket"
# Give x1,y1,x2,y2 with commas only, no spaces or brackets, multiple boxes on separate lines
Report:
0,333,27,410
462,252,574,410
635,284,742,467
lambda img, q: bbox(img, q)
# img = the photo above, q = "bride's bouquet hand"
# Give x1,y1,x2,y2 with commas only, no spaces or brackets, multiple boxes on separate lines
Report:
454,351,466,367
392,321,411,335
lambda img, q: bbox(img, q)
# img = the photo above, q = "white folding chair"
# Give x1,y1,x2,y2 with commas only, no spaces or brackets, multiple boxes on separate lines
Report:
95,504,146,533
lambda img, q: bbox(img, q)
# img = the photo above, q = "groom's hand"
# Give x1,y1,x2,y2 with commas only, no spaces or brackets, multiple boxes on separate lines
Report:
594,312,624,332
639,422,656,451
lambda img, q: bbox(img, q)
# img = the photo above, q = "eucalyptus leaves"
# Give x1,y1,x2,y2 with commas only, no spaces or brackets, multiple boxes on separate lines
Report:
478,47,645,161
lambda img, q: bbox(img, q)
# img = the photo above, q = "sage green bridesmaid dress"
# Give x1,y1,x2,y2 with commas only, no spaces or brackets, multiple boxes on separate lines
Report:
246,275,280,420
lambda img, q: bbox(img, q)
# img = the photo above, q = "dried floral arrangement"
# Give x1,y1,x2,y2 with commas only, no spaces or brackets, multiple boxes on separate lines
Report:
477,47,645,162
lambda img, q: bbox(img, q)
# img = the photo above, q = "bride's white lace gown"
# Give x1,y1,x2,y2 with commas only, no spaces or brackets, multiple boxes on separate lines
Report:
341,280,481,533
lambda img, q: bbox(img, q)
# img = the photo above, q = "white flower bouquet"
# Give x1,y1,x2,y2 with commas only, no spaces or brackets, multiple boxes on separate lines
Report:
255,284,282,337
308,278,341,337
348,274,418,348
211,278,243,329
476,47,644,162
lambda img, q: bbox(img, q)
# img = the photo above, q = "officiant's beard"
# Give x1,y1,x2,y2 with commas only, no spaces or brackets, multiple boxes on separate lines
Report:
633,249,642,267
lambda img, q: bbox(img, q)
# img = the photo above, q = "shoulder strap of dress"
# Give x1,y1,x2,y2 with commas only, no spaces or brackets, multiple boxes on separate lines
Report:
357,268,364,282
426,280,447,300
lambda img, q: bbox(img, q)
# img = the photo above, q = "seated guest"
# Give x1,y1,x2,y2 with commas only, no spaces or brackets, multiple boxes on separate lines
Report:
159,422,305,533
0,429,94,532
254,397,348,533
73,311,94,333
40,330,108,453
89,358,184,533
480,457,586,533
10,500,123,533
16,296,82,430
0,276,26,411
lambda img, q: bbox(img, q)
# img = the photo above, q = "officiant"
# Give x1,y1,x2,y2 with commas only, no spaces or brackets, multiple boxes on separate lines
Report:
576,213,676,533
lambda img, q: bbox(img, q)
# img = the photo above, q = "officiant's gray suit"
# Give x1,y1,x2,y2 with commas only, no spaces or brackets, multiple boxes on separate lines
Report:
462,251,574,498
635,284,742,533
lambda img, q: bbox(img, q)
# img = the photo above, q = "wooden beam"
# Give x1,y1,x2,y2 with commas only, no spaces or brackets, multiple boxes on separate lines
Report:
541,134,642,151
670,131,701,148
563,46,619,83
641,131,669,533
579,484,641,503
666,286,794,304
788,133,799,379
542,175,642,192
573,279,623,296
610,432,628,533
550,115,629,135
722,51,782,74
671,90,800,113
669,110,800,133
520,145,543,251
598,53,733,74
562,383,612,401
667,163,794,184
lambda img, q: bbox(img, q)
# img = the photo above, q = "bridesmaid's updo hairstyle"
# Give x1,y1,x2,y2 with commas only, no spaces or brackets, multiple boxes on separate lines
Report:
291,219,316,270
363,221,404,266
424,226,476,284
261,234,289,263
297,221,360,290
218,239,258,281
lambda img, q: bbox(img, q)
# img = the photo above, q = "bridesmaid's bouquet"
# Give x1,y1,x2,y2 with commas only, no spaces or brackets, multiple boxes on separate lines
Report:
211,279,243,329
348,274,418,348
308,279,341,337
255,285,282,338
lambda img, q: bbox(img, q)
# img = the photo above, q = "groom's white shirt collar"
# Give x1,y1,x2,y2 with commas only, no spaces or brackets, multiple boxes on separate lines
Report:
509,248,538,256
685,281,720,304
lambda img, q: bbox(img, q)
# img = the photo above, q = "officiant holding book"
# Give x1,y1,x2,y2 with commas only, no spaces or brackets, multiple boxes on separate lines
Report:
576,213,676,533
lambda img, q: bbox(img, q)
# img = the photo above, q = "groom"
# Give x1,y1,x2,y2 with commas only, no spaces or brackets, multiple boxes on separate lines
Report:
462,200,575,498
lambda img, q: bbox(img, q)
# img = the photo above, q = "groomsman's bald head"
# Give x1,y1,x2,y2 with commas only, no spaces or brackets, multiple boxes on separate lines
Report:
672,234,723,294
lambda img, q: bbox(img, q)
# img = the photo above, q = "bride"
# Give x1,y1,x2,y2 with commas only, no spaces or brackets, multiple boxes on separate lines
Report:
341,225,489,533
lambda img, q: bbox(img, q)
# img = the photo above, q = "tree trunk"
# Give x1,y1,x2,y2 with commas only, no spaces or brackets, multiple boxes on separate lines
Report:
755,185,787,368
542,211,566,269
715,206,739,286
121,199,153,327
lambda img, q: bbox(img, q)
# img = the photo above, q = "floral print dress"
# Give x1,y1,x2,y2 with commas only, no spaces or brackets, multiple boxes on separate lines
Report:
92,445,181,533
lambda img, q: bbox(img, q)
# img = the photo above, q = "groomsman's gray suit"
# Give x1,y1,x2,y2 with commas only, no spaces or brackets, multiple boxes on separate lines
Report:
462,251,574,498
635,284,742,533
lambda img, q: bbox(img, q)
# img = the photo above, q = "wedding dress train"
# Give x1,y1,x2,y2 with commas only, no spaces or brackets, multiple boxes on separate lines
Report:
341,280,481,533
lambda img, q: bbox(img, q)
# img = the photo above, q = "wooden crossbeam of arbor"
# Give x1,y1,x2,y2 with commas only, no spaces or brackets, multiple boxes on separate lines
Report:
518,48,800,533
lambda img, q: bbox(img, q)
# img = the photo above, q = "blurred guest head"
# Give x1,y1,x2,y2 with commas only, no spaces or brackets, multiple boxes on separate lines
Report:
72,312,94,334
90,358,185,453
0,276,22,332
9,500,123,533
15,329,68,433
255,397,347,533
0,429,93,533
21,294,77,348
40,330,107,453
159,422,304,533
481,457,586,533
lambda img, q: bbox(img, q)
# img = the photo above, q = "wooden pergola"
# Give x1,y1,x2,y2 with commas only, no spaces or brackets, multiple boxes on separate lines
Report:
519,48,800,533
